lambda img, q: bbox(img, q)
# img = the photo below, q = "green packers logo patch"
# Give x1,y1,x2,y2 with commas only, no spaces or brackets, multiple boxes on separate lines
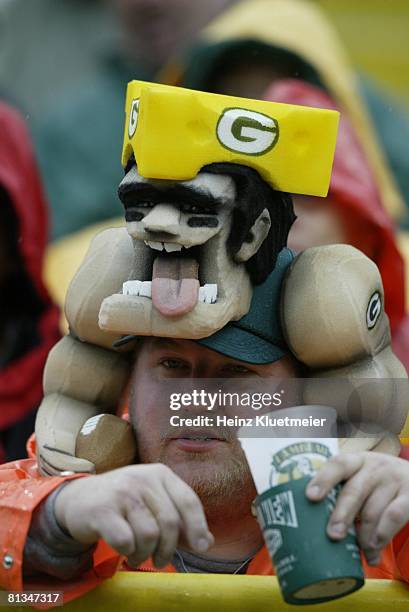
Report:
366,291,382,329
128,98,140,138
216,107,279,156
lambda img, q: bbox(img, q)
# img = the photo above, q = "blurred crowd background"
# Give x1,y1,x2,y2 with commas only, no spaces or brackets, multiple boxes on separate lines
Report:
1,0,409,461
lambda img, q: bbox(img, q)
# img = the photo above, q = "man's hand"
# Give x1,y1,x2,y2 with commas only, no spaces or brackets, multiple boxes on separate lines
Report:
305,452,409,566
54,464,214,568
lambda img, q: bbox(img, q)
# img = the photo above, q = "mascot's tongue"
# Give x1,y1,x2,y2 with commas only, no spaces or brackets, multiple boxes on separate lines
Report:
152,256,199,316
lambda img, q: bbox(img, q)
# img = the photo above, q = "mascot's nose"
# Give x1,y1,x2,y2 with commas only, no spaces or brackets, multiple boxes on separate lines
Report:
142,203,181,235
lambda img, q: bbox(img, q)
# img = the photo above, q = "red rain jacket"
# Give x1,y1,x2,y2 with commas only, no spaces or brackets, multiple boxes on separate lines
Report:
0,103,60,460
264,79,409,373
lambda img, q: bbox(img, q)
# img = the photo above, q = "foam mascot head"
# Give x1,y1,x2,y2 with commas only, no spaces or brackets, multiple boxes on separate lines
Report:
98,81,339,340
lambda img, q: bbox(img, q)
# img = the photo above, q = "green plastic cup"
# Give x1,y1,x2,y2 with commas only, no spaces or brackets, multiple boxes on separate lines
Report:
238,409,365,605
255,475,364,605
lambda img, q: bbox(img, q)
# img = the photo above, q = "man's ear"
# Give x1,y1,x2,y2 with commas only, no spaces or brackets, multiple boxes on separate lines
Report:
234,208,271,263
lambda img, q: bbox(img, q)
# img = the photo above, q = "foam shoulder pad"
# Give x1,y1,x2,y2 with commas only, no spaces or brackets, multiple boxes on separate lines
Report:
281,245,390,368
65,227,135,350
44,335,131,410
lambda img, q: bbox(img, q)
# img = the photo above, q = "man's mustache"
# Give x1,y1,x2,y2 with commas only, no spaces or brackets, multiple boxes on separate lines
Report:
160,412,238,444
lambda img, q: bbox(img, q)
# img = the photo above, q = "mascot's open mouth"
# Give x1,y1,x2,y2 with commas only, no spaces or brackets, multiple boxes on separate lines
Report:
122,240,218,317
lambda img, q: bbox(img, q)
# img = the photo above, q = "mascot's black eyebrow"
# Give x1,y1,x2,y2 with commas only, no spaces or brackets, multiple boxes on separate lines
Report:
118,182,224,212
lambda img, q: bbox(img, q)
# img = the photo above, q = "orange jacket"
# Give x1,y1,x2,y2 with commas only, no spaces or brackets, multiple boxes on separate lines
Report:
1,449,409,607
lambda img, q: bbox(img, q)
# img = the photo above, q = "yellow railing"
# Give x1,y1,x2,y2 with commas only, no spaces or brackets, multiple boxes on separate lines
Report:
6,574,409,611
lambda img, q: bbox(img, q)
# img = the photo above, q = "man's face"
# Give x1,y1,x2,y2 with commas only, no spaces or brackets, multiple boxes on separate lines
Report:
288,195,377,261
112,0,235,69
288,195,347,253
130,338,297,517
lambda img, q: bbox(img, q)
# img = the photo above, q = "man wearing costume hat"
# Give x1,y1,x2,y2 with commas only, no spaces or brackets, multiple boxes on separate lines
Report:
0,82,409,603
34,81,407,476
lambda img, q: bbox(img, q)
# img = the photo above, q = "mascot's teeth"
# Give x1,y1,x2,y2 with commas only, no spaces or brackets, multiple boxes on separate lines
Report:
123,280,142,295
198,284,218,304
122,280,151,297
164,242,183,252
123,281,216,303
139,281,152,298
143,240,183,252
144,240,163,251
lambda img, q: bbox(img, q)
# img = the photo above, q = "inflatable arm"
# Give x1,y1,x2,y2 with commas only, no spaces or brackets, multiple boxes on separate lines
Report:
281,244,408,454
35,228,137,475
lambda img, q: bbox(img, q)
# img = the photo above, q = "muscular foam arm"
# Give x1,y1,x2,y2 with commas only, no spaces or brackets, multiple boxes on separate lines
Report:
36,334,134,475
281,245,409,453
44,334,131,409
65,227,135,349
35,228,137,475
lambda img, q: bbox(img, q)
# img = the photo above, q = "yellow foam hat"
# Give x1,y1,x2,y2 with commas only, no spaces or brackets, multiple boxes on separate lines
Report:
122,80,339,197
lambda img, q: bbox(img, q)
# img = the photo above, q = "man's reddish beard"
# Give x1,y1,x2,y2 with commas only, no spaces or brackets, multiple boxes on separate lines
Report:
136,431,257,521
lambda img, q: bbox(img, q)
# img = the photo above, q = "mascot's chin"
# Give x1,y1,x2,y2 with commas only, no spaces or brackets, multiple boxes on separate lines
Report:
98,223,253,339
